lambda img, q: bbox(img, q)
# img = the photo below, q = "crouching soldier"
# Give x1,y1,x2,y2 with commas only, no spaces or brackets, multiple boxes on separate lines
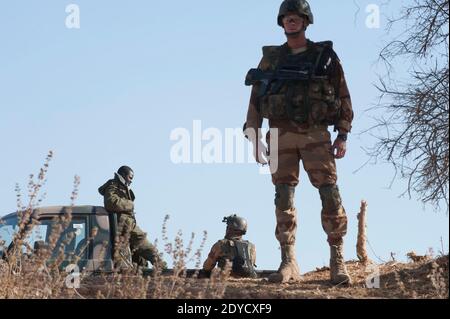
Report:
201,214,257,278
98,165,165,269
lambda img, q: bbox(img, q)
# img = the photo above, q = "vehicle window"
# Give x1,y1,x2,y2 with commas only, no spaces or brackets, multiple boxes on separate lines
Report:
0,216,17,252
89,214,113,271
0,216,88,262
42,218,88,260
26,224,48,252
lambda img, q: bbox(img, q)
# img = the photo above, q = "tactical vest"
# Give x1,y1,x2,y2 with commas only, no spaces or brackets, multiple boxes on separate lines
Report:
217,239,257,278
257,40,341,125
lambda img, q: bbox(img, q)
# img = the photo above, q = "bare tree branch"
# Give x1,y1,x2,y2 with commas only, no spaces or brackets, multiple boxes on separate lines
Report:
368,0,449,211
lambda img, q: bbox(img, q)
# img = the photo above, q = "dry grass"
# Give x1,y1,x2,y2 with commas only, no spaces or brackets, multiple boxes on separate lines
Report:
74,216,230,299
221,256,448,299
0,151,78,298
0,153,448,299
0,152,230,299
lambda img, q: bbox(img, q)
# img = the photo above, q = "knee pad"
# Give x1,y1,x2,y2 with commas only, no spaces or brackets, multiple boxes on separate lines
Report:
275,184,296,211
319,184,342,212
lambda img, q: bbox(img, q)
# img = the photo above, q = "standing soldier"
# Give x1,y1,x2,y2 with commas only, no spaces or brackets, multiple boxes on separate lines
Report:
98,166,164,269
202,214,257,278
244,0,353,284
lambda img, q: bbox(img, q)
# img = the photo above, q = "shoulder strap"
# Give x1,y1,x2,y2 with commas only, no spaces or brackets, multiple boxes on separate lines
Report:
262,45,282,58
314,40,334,49
309,40,335,76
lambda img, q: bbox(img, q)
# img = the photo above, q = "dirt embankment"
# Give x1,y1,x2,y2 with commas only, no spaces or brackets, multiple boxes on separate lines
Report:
75,255,448,299
222,256,449,299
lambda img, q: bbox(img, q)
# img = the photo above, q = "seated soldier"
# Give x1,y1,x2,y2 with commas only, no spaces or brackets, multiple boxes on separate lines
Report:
98,165,165,269
202,214,257,278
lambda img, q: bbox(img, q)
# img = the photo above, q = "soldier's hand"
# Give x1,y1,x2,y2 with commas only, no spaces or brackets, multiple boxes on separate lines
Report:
251,139,268,165
332,138,347,159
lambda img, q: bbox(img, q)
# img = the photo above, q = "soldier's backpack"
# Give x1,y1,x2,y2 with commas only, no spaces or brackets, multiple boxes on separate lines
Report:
231,240,258,278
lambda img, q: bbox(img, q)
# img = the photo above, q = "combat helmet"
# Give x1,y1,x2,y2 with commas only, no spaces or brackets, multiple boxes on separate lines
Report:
223,214,248,236
277,0,314,27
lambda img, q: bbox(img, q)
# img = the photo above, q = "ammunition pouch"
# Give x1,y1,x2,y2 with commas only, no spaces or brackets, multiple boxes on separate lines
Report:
255,40,341,126
308,80,340,126
258,78,339,125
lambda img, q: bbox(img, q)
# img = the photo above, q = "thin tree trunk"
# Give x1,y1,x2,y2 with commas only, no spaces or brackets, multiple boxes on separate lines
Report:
357,200,369,264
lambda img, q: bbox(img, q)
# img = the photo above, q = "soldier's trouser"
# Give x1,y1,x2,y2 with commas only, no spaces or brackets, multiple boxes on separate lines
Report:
267,126,348,245
117,214,159,265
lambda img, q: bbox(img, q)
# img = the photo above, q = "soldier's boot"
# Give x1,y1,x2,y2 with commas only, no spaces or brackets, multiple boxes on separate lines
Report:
268,244,302,283
131,227,168,270
136,248,167,270
329,243,352,285
151,253,168,270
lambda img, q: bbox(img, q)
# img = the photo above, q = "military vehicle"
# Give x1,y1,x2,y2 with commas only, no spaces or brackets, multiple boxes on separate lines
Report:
0,206,128,273
0,206,274,277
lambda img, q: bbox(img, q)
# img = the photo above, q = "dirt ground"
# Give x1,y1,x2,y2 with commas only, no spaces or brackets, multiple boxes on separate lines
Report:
75,255,448,299
222,256,449,299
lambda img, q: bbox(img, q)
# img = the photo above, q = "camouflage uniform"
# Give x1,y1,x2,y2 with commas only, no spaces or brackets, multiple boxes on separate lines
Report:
203,215,257,278
246,41,353,246
203,238,257,276
244,1,353,284
98,173,161,268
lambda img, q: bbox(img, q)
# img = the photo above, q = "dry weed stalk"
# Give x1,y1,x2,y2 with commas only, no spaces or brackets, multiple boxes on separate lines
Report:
356,200,370,265
0,152,86,298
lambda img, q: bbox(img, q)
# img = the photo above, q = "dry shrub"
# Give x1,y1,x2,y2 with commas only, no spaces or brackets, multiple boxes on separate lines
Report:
147,215,229,299
0,151,229,299
0,152,84,298
85,215,229,299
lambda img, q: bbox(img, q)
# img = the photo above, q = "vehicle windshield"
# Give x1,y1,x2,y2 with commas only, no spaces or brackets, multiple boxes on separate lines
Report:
0,214,88,261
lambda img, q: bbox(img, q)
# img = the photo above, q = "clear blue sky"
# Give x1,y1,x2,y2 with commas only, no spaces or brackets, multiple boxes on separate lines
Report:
0,0,448,272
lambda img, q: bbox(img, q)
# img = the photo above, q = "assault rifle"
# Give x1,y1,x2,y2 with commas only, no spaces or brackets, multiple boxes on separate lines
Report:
245,62,326,97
